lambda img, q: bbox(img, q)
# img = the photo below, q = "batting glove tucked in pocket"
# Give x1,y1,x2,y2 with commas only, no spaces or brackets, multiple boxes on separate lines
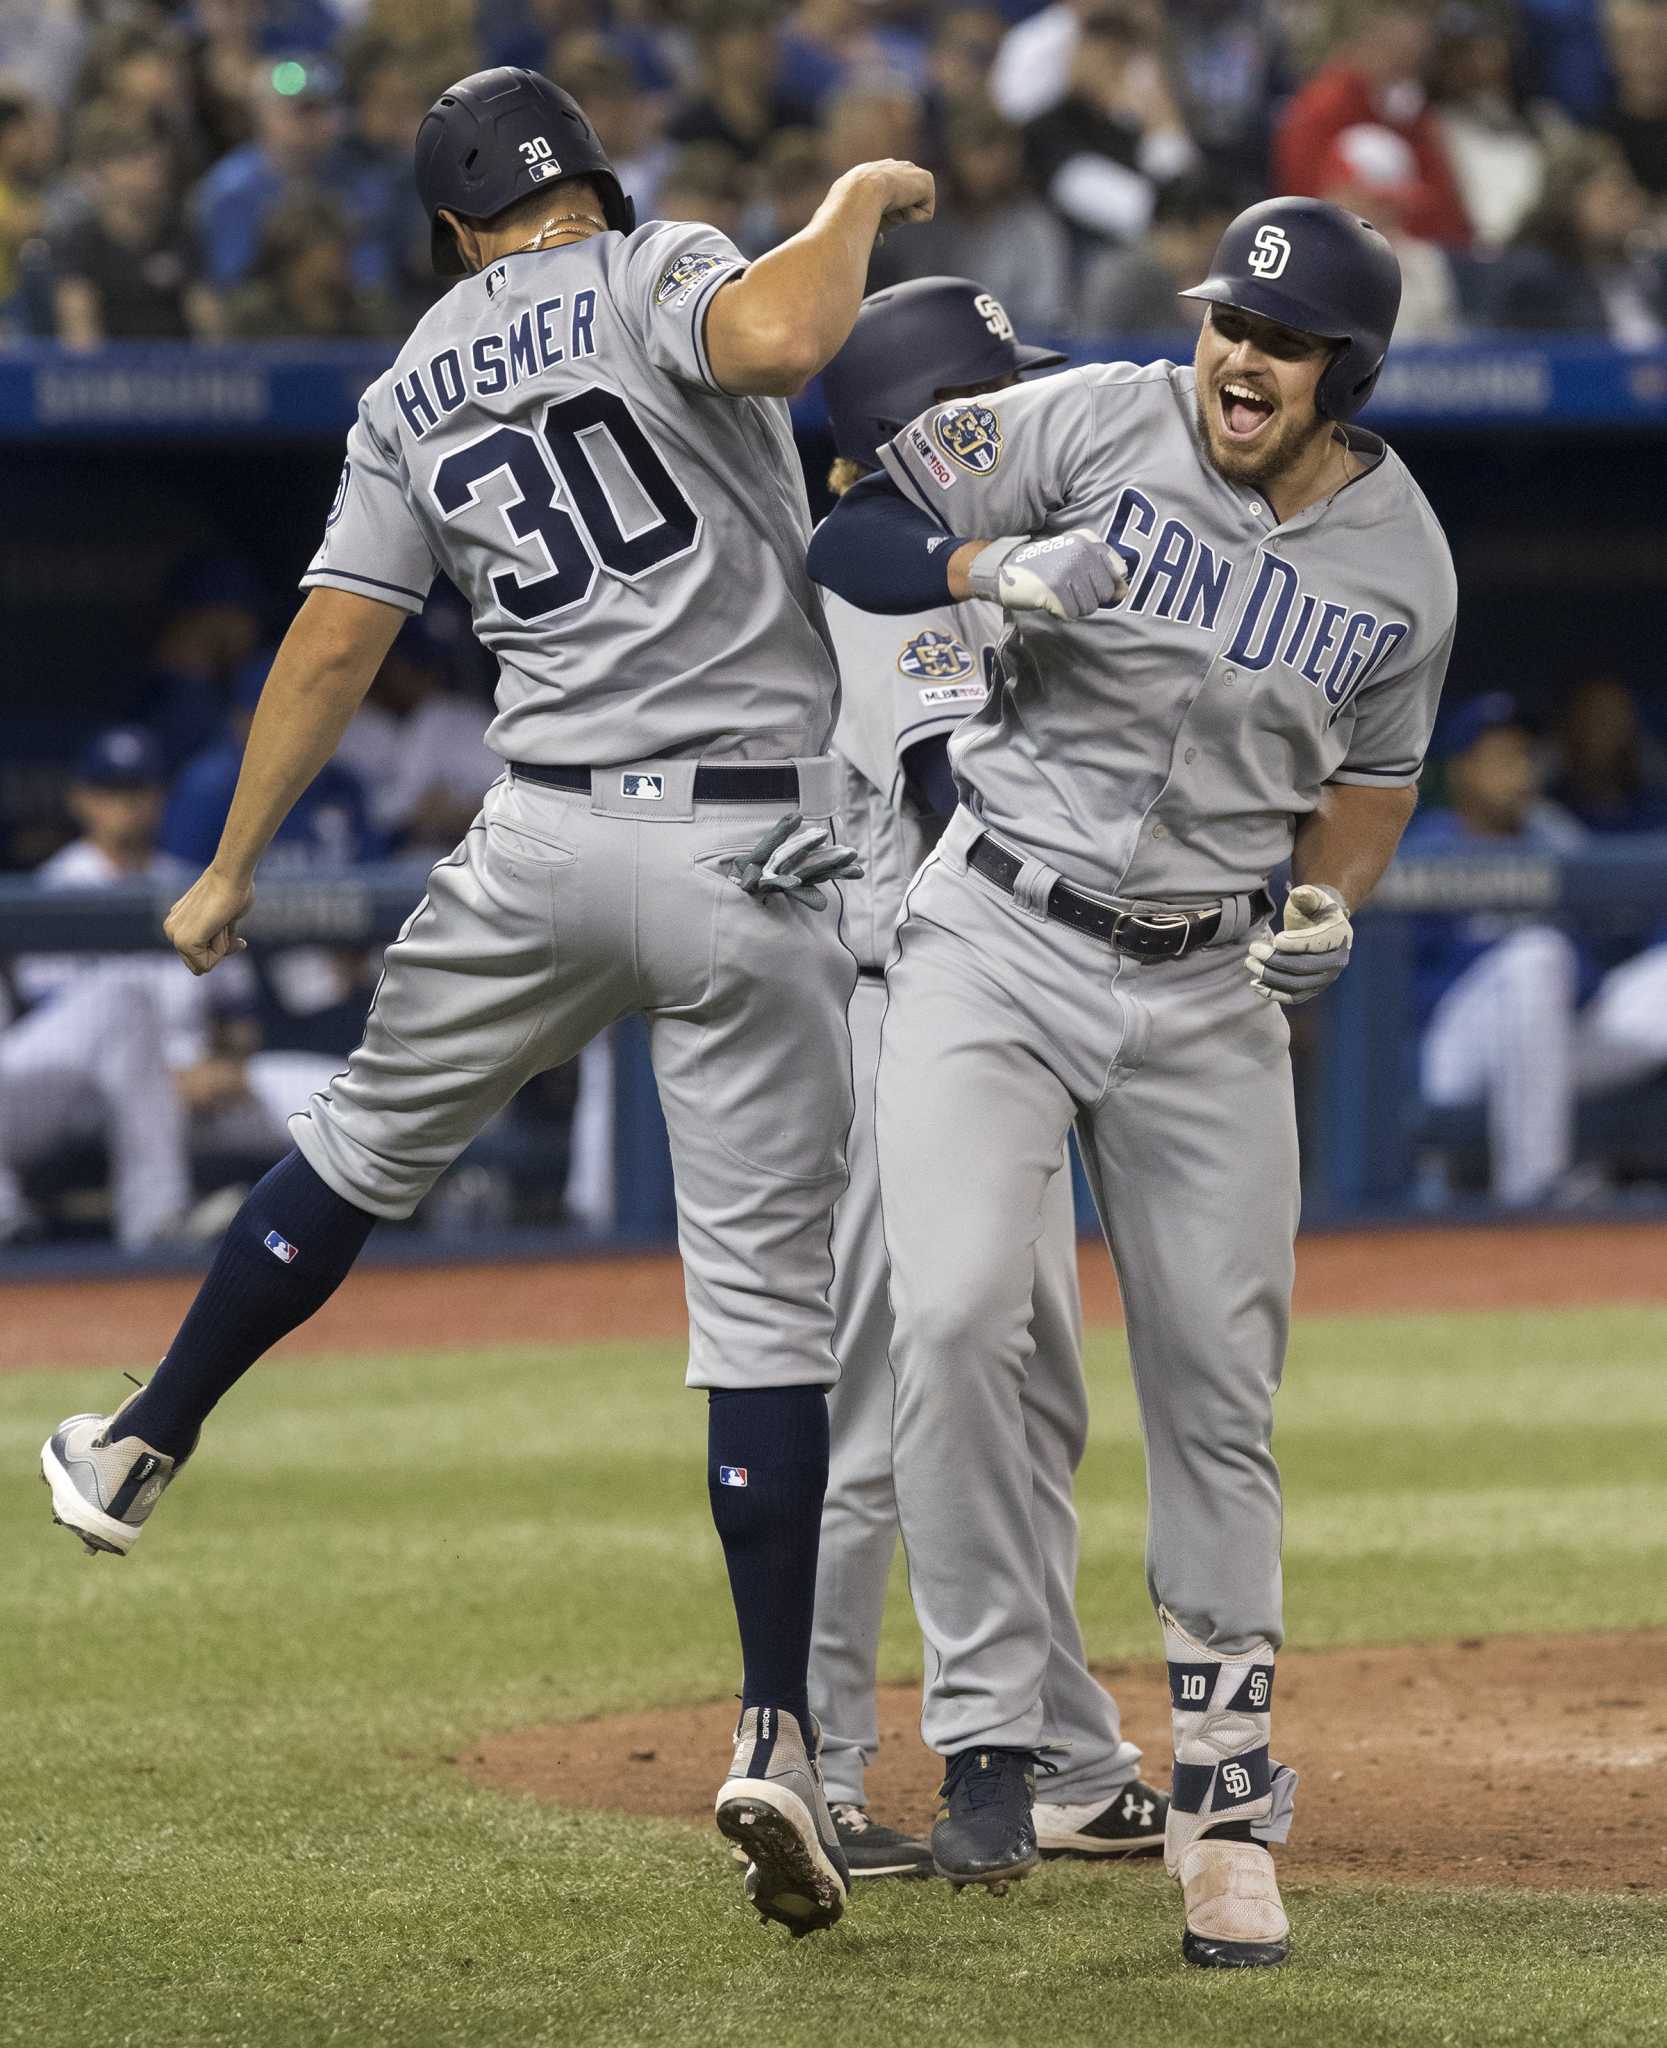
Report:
725,812,864,912
1245,883,1354,1005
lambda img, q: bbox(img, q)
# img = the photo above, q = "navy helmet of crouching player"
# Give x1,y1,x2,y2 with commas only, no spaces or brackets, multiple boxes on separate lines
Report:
821,276,1069,469
1180,196,1402,423
415,66,637,278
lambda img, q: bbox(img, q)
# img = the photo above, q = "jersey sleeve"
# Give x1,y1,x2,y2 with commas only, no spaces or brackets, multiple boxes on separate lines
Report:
300,385,437,615
1331,611,1455,788
616,220,748,392
875,369,1097,535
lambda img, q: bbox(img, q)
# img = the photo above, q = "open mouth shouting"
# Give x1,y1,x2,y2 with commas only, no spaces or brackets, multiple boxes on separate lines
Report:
1218,378,1277,442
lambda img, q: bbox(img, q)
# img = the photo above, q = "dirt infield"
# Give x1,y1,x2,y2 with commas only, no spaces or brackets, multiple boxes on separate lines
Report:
7,1217,1667,1372
461,1631,1667,1894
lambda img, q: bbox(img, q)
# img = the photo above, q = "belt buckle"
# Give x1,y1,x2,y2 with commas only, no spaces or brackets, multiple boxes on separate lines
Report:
1110,907,1194,960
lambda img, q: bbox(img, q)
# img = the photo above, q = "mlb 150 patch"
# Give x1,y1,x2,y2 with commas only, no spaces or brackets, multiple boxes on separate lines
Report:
932,402,1003,474
897,628,975,682
907,424,957,490
655,251,730,307
919,682,985,706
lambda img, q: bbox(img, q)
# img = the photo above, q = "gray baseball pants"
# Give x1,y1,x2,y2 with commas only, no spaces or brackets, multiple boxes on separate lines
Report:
292,761,857,1390
876,809,1298,1759
811,972,1142,1804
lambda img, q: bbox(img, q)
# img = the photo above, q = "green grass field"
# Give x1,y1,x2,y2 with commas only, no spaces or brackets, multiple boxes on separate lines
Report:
4,1303,1666,2048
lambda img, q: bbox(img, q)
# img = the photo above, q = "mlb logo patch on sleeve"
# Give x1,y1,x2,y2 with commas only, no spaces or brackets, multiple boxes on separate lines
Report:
264,1231,299,1265
718,1466,749,1488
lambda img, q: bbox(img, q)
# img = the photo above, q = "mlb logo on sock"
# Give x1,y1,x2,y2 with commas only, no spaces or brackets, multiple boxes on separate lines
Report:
719,1465,748,1487
264,1231,299,1265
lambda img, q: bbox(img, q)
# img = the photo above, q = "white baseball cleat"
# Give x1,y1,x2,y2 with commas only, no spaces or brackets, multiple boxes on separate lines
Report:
714,1706,851,1938
1178,1835,1290,1968
40,1397,184,1557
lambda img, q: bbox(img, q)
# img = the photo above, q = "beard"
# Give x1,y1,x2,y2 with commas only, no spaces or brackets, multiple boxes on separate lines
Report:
1194,383,1330,493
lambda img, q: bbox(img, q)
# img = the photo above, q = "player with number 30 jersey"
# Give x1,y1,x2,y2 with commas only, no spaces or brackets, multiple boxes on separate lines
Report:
40,64,937,1947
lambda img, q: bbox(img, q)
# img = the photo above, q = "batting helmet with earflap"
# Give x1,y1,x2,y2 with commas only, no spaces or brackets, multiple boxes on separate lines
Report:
415,66,636,279
821,276,1068,469
1179,197,1401,422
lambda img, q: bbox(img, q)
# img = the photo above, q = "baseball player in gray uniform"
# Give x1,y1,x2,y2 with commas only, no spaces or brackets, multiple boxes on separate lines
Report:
809,199,1455,1963
40,66,934,1943
810,278,1167,1882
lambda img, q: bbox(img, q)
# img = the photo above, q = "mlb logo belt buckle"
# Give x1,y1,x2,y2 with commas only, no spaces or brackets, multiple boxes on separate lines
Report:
621,772,665,801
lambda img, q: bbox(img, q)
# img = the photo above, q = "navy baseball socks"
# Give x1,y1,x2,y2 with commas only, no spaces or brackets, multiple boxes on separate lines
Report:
707,1385,830,1744
708,1385,850,1935
116,1151,378,1459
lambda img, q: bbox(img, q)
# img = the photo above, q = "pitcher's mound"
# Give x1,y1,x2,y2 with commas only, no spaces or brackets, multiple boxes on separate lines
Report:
462,1630,1667,1893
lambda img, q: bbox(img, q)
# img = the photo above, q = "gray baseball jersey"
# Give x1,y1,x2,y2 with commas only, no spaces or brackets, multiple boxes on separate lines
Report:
826,588,1002,971
878,360,1457,900
304,219,838,764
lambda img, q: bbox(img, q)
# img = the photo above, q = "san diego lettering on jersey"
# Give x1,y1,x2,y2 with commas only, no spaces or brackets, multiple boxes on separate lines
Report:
1106,484,1409,712
393,288,600,438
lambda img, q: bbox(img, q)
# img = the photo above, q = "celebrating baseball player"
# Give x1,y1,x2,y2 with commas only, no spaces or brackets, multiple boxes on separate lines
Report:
809,198,1455,1963
811,276,1168,1883
40,65,933,1941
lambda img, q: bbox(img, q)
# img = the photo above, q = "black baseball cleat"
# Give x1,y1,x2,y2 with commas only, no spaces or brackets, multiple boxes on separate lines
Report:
931,1747,1041,1892
1035,1778,1169,1858
830,1803,936,1880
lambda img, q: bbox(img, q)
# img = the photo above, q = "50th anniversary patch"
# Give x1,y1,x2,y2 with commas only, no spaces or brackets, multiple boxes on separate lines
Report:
897,628,975,682
932,401,1003,475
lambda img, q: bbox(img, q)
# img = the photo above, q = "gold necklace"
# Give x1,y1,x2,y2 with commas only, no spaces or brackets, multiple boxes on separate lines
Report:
518,213,606,251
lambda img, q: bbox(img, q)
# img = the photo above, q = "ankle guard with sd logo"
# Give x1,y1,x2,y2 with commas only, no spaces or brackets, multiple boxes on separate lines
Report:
1162,1608,1298,1873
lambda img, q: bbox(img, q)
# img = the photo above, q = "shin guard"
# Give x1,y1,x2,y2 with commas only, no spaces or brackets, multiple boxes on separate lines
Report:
1162,1607,1297,1874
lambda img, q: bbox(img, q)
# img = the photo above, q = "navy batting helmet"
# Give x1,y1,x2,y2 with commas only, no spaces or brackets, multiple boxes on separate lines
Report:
1180,197,1401,422
821,277,1068,468
415,67,636,279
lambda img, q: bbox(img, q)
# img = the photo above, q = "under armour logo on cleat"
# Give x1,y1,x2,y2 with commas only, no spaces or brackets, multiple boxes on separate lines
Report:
1122,1793,1156,1825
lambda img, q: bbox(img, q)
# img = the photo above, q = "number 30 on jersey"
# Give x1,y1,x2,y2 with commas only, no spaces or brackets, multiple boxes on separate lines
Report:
430,390,699,622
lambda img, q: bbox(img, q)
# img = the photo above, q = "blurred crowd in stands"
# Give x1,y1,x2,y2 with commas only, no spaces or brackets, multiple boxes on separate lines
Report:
1,0,1666,346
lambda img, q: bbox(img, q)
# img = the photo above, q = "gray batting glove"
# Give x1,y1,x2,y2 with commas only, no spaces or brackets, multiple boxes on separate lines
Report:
967,528,1130,621
726,812,864,912
1245,883,1354,1005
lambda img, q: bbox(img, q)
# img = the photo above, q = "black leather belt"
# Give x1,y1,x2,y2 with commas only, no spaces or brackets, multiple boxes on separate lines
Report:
510,760,801,802
967,833,1271,961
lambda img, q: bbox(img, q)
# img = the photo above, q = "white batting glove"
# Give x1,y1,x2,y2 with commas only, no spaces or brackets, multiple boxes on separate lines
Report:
1245,884,1354,1006
967,529,1129,621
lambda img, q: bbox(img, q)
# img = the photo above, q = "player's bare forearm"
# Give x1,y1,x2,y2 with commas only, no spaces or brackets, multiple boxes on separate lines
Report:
1291,782,1418,908
212,589,404,886
704,160,933,396
944,541,988,601
167,589,404,974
